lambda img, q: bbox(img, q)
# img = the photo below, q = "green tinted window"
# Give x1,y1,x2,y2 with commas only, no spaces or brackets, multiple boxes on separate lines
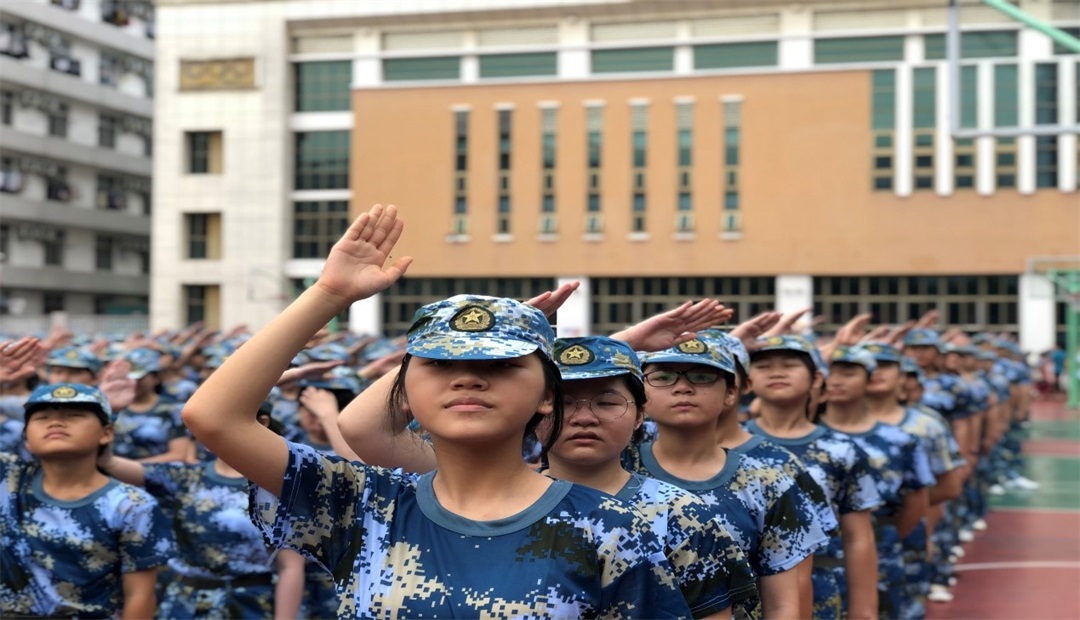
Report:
872,70,896,130
295,61,352,112
925,30,1017,60
814,36,904,64
383,56,459,81
913,68,936,129
694,42,778,69
960,66,977,129
994,64,1018,127
592,47,674,73
1053,27,1079,55
479,52,557,78
294,131,349,190
1035,63,1058,125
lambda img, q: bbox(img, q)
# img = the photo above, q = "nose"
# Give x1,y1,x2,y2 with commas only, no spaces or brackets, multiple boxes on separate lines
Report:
672,376,696,393
450,365,487,389
566,400,599,424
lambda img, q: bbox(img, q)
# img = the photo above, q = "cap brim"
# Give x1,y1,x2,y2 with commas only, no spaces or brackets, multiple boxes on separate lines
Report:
407,336,540,360
127,371,150,380
640,352,734,374
560,368,642,383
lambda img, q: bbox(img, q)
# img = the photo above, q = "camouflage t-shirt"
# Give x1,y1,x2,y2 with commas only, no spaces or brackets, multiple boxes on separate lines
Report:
250,440,692,618
896,407,965,477
0,453,173,617
112,396,185,459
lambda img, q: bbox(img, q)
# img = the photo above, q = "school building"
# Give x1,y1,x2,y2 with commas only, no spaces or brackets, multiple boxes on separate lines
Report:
151,0,1079,352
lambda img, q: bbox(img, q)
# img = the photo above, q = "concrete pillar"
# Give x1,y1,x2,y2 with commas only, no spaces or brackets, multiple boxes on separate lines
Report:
555,276,590,338
349,294,382,335
775,274,813,315
1018,273,1056,354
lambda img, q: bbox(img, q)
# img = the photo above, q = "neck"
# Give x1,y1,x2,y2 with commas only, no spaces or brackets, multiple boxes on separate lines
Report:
212,458,243,478
428,438,549,519
756,399,817,436
132,392,157,408
823,399,873,431
865,393,906,423
545,456,630,496
715,407,754,449
654,422,721,463
38,454,109,499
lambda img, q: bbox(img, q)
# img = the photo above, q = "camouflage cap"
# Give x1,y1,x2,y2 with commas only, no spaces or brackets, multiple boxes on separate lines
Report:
639,337,736,375
554,336,642,384
975,349,998,362
24,383,114,424
126,347,163,379
752,335,818,357
45,346,103,374
307,343,351,363
861,342,903,364
903,328,942,348
971,333,994,345
300,365,363,393
290,351,311,367
899,355,925,381
698,329,749,375
829,345,878,373
406,294,555,361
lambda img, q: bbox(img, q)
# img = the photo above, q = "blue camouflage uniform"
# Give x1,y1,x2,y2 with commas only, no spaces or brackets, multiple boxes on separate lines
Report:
143,461,280,618
0,384,173,617
113,348,187,459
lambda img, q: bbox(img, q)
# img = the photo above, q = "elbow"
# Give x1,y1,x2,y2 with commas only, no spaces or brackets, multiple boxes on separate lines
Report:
181,403,214,440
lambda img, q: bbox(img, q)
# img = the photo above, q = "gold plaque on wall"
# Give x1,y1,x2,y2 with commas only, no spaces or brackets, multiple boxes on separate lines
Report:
179,58,256,91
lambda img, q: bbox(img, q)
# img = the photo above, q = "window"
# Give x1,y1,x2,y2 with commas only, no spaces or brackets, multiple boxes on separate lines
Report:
592,48,674,73
295,61,352,112
48,39,80,76
872,70,896,191
101,0,131,26
452,110,468,234
924,30,1018,60
96,174,125,210
694,42,777,70
48,103,69,138
294,131,348,189
138,250,150,274
293,201,348,258
479,53,557,79
0,223,8,263
723,100,741,232
383,56,460,81
43,230,65,266
913,68,935,190
184,284,220,329
629,103,648,233
496,109,512,235
100,51,120,86
187,131,223,174
98,113,118,148
46,168,72,202
955,66,977,189
185,213,221,259
1053,27,1080,55
994,64,1018,188
95,235,114,270
1035,63,1058,188
43,292,64,314
591,277,774,335
381,278,556,335
0,21,28,59
585,104,603,234
675,101,693,232
814,36,904,64
0,90,11,125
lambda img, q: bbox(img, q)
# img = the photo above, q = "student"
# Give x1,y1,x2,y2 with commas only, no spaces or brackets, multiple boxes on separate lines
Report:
864,342,965,619
819,346,935,620
99,402,305,619
112,347,192,462
182,205,691,618
625,337,833,620
742,335,881,620
0,383,173,618
44,346,103,386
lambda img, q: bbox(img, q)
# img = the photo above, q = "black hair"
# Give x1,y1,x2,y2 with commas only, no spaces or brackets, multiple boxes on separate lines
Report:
256,401,286,436
388,352,566,459
620,375,649,445
23,404,114,465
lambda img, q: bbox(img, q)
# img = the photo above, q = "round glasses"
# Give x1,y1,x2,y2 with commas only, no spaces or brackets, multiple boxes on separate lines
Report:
562,393,633,420
644,368,722,387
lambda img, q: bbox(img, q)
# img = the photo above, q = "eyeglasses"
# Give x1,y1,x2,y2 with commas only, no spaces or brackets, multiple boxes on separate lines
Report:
644,368,722,387
562,393,633,420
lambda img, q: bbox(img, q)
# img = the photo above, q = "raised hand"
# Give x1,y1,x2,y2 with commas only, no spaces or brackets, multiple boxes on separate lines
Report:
762,306,813,337
914,309,939,329
315,204,413,306
526,280,581,319
611,299,732,352
0,337,43,384
730,311,783,344
99,359,136,412
358,350,406,381
276,360,344,386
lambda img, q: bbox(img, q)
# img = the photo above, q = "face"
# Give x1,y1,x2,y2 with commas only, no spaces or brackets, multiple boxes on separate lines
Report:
643,362,735,429
46,366,96,386
867,361,902,397
961,354,979,372
748,352,816,406
825,363,869,405
942,352,962,372
134,372,160,398
902,375,924,402
24,407,113,459
544,376,640,468
905,345,939,370
403,355,553,448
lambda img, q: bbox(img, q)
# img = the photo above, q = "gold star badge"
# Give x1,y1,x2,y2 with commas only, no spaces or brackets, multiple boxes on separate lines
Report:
450,305,494,332
558,345,594,366
51,386,77,399
677,339,707,354
65,350,80,359
766,336,785,346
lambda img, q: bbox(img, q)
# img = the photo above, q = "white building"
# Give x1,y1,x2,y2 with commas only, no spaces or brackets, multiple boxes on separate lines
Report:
151,0,1077,351
1,0,155,334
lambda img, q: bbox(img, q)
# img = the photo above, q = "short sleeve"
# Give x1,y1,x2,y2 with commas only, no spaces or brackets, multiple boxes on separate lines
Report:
164,403,187,442
838,444,884,514
671,514,758,617
597,524,694,618
902,441,936,491
117,489,173,573
142,463,196,507
756,470,832,575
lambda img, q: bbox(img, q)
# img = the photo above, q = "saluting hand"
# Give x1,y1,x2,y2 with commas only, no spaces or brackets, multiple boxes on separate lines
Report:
315,204,413,306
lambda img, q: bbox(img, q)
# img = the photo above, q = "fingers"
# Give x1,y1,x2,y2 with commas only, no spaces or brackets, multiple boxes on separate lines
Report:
344,211,373,243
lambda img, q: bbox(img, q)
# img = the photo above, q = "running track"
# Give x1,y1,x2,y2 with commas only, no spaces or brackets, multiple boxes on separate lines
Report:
927,398,1080,619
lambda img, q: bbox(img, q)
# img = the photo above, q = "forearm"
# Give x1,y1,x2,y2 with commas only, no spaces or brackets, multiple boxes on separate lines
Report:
758,570,800,620
928,468,964,504
842,512,879,620
796,556,813,620
100,454,146,487
274,550,305,620
338,367,437,473
121,592,155,620
317,414,364,463
138,438,194,464
898,489,929,538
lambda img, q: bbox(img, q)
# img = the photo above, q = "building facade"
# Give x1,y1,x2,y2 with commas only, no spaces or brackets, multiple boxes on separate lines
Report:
153,0,1078,351
1,0,155,333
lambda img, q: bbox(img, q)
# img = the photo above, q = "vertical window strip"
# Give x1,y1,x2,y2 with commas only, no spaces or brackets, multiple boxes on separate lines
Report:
497,109,512,234
955,66,977,189
452,110,468,235
913,67,936,190
630,104,648,233
1035,63,1058,188
872,69,896,191
586,106,603,233
994,64,1018,188
540,106,557,234
723,100,741,233
676,102,694,232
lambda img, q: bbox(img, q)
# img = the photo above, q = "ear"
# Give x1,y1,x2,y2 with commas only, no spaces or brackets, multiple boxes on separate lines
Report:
536,389,554,416
99,424,115,446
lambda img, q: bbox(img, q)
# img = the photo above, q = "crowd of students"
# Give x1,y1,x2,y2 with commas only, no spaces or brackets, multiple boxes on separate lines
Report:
0,204,1042,619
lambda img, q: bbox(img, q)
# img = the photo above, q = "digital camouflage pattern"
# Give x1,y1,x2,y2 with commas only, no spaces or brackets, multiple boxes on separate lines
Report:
406,295,556,361
24,383,113,424
639,338,736,375
555,337,642,383
112,396,185,459
251,441,691,618
0,453,172,617
615,472,758,616
45,346,102,374
740,424,881,619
